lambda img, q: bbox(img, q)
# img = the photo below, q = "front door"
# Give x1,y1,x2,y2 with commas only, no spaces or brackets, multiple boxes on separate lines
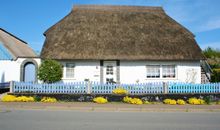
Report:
103,61,117,84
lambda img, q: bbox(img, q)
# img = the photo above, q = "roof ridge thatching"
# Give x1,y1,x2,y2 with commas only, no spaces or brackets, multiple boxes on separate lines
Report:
72,5,164,12
41,5,205,60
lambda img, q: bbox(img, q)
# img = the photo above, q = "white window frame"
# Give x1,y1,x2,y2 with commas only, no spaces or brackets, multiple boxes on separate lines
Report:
65,63,75,79
162,65,176,78
146,65,160,78
146,64,177,79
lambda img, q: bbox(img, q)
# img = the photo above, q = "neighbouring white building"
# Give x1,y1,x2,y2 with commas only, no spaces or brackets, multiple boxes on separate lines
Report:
0,28,40,83
40,5,211,84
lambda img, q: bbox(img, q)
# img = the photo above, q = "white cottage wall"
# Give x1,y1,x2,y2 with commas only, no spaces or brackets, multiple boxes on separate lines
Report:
60,60,201,84
61,61,100,83
120,61,201,84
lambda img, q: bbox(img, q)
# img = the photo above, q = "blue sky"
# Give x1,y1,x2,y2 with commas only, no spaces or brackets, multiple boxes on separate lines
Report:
0,0,220,53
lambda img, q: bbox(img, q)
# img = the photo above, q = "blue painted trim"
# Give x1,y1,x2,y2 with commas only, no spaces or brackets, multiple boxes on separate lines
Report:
0,42,13,60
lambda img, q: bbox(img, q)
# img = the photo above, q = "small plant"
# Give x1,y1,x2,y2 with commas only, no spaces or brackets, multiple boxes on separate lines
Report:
163,99,176,105
1,94,34,102
204,96,212,105
188,97,205,105
15,96,34,102
144,101,151,104
177,99,185,105
33,95,41,102
93,97,108,104
1,94,17,102
112,88,128,95
41,97,57,103
123,96,143,105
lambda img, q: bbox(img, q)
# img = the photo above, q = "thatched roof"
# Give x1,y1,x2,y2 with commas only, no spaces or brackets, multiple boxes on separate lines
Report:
41,5,205,60
0,28,36,59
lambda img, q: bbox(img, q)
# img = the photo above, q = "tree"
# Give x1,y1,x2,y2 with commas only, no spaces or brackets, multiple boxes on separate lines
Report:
203,47,220,58
203,47,220,82
211,69,220,82
38,59,63,83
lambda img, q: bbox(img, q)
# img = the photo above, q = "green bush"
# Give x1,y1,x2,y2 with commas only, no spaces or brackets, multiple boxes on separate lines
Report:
38,59,63,83
211,69,220,82
33,95,41,102
203,47,220,58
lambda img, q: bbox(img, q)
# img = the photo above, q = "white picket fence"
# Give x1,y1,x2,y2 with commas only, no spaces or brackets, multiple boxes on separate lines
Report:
10,81,220,95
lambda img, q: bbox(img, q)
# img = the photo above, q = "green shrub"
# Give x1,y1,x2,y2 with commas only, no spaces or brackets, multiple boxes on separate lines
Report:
38,59,63,83
33,95,41,102
204,96,212,105
211,69,220,82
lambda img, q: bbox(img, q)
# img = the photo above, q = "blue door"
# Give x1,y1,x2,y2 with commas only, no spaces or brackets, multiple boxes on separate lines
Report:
24,63,36,82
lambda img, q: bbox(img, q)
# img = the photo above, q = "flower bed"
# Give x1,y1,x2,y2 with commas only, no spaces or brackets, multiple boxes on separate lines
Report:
1,95,34,102
1,94,56,103
1,94,213,105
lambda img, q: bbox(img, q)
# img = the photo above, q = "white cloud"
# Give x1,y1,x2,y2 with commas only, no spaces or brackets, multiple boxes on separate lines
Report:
200,42,220,50
195,18,220,33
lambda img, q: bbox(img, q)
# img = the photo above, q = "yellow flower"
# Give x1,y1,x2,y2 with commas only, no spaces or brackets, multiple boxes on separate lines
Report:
188,98,205,105
1,95,17,102
144,101,150,104
177,99,185,105
1,95,34,102
163,99,176,105
41,97,57,103
93,97,108,104
198,99,205,105
123,96,143,105
112,88,128,95
15,96,34,102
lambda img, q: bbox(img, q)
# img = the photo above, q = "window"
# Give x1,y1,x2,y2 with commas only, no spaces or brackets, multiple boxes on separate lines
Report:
66,63,75,78
106,78,114,84
162,65,175,78
106,65,113,75
146,65,160,78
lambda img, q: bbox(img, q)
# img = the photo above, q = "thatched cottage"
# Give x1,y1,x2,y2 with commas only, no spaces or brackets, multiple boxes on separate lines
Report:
41,5,210,84
0,28,40,83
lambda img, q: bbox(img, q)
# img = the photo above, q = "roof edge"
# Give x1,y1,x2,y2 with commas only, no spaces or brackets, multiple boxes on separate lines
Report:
0,28,28,44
